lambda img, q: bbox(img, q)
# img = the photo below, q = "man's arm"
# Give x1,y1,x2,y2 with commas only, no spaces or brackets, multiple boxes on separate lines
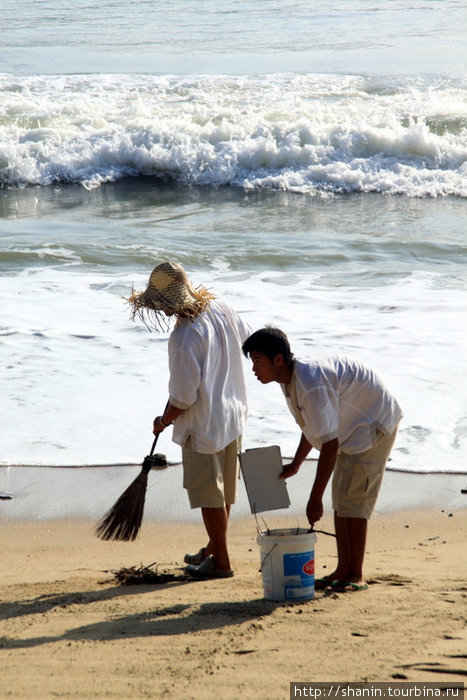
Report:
279,432,313,479
306,437,339,526
153,402,185,434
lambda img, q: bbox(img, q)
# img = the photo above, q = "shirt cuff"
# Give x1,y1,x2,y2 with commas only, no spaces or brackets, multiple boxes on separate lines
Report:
169,395,192,410
319,430,339,444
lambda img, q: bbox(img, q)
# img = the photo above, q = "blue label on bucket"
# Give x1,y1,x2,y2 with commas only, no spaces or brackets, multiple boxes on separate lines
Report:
283,550,314,579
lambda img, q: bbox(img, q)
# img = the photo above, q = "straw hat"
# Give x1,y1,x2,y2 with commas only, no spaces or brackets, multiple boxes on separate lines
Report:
128,261,216,329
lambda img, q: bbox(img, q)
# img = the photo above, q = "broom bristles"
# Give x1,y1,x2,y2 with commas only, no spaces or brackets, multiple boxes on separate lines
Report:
95,471,148,541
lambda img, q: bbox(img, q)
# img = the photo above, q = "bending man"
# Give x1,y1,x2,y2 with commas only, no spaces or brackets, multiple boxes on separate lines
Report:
242,326,402,592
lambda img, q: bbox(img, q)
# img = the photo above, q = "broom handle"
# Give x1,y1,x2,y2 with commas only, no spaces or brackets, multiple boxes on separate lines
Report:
149,432,160,456
149,400,170,455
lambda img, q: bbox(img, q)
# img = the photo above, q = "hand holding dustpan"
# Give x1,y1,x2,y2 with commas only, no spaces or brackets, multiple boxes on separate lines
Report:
95,433,168,542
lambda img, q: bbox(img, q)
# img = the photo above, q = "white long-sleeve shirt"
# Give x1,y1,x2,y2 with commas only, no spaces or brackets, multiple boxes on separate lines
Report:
168,299,251,453
282,356,402,454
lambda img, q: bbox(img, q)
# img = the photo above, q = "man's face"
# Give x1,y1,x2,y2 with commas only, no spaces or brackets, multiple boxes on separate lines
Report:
249,351,282,384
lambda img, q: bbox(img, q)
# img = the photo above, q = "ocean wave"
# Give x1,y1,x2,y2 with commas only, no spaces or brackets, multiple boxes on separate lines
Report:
1,73,466,196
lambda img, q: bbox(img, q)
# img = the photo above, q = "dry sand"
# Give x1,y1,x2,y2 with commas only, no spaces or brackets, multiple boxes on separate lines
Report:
1,504,466,699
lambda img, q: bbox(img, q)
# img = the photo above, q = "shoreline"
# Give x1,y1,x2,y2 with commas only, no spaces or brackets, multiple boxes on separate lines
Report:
1,507,466,697
3,457,467,475
1,466,466,524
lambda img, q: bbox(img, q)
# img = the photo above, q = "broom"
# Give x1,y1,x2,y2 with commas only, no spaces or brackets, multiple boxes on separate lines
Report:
95,433,168,542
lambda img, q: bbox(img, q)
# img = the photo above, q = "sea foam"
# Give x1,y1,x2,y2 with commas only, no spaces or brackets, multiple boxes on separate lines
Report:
1,265,465,474
1,73,466,196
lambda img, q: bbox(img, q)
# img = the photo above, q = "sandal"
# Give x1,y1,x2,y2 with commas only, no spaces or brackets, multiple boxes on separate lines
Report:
186,555,234,579
314,576,336,590
331,581,368,592
184,547,207,566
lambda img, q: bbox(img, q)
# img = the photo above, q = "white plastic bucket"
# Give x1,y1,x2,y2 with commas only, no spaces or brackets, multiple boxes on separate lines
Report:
257,528,317,601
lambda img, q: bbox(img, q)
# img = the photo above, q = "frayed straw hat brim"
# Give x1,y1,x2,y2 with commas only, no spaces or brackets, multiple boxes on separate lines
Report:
127,262,216,330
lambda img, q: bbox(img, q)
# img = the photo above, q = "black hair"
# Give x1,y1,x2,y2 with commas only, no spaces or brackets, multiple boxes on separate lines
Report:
242,326,294,362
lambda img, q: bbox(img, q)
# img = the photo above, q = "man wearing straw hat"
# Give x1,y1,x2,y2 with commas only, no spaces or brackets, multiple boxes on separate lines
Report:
129,261,251,579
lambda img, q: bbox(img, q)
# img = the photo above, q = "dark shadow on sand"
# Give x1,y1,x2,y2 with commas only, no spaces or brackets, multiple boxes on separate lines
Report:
0,596,283,649
0,573,206,622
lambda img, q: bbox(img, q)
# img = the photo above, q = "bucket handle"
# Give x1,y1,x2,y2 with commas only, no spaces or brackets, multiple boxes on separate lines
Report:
259,542,278,571
308,527,337,538
254,508,270,535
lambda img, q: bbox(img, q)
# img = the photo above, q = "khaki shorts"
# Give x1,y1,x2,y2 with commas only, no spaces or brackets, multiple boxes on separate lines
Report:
182,437,241,509
332,428,398,519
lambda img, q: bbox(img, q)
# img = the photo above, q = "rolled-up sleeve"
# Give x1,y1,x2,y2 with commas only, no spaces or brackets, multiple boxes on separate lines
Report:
168,342,203,409
301,386,339,449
